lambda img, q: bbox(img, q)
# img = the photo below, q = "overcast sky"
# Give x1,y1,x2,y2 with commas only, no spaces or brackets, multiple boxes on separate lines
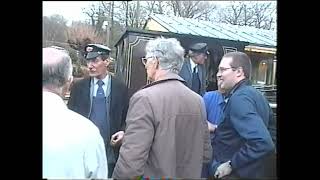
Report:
43,1,276,26
43,1,95,25
42,1,233,22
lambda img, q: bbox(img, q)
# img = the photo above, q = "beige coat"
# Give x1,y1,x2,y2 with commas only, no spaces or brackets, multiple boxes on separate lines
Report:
112,73,212,178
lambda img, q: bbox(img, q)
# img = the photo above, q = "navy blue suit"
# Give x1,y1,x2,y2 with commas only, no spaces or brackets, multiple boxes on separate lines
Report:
210,79,276,179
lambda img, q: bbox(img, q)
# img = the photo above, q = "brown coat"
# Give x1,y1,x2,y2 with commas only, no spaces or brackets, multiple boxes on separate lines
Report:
112,73,212,179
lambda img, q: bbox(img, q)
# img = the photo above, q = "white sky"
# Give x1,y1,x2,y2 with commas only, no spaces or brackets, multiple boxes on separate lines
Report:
43,1,98,25
43,1,276,26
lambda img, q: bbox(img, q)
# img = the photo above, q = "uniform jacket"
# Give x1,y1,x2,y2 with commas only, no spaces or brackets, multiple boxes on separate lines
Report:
67,75,129,162
179,58,206,96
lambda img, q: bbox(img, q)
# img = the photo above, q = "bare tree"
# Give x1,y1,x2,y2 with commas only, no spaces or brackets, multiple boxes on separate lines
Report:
66,22,106,52
82,4,97,27
158,1,165,14
145,1,167,17
166,1,216,20
83,2,108,34
252,2,275,29
218,2,244,25
113,1,147,28
42,15,68,43
146,1,156,16
217,1,276,30
242,3,255,26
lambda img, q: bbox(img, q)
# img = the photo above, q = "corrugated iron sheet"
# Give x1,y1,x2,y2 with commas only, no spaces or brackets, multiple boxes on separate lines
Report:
150,14,276,47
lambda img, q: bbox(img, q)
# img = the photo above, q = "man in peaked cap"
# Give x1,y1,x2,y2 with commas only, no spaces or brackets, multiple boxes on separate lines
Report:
67,43,129,178
179,42,209,96
84,44,111,60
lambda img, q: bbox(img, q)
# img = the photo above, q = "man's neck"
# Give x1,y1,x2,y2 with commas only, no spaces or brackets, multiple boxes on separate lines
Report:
154,69,170,81
95,72,108,80
43,87,63,98
234,77,246,85
190,57,197,66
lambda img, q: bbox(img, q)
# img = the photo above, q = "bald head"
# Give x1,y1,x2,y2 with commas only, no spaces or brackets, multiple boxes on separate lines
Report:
43,47,73,88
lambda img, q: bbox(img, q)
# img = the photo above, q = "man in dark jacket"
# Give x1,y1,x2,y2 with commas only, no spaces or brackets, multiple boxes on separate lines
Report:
67,44,129,178
179,43,208,96
209,52,276,179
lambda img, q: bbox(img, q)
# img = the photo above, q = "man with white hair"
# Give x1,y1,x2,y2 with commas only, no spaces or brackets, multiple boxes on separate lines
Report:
42,47,108,179
112,37,212,179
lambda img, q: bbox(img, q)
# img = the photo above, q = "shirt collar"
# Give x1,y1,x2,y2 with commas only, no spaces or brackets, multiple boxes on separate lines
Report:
189,58,197,71
93,74,109,85
225,79,250,99
218,94,225,105
43,91,66,108
142,72,185,90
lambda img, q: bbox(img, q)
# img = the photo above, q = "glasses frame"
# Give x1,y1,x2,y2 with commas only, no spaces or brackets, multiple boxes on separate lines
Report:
141,56,156,66
217,67,237,73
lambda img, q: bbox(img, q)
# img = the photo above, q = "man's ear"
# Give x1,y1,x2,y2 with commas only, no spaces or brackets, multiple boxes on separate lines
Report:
62,75,73,96
105,58,111,67
236,67,244,77
68,76,74,84
155,59,160,69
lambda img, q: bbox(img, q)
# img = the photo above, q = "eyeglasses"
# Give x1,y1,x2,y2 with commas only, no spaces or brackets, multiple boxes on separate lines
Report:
141,56,154,66
218,67,237,73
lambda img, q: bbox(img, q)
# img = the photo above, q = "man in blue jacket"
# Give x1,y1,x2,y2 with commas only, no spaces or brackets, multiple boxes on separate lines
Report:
210,52,276,179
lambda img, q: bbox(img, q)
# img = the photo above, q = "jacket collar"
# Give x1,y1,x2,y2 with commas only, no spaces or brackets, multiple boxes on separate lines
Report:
142,72,185,90
225,79,251,100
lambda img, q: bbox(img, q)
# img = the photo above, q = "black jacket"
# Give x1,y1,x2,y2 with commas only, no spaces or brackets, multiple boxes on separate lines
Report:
67,76,129,160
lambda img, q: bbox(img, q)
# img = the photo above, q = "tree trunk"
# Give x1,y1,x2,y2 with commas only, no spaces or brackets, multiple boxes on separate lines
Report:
135,1,140,28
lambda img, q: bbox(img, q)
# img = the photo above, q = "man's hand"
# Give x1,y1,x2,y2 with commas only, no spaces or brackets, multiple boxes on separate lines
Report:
207,121,217,133
110,131,124,147
214,161,232,179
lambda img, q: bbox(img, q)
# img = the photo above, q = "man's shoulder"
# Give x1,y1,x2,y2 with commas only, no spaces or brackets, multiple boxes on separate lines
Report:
204,90,221,99
72,77,90,87
111,76,126,87
229,85,266,107
181,58,190,67
204,90,220,96
66,109,100,134
235,84,262,98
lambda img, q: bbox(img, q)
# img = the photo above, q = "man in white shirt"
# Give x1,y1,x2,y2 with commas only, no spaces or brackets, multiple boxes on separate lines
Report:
42,47,108,179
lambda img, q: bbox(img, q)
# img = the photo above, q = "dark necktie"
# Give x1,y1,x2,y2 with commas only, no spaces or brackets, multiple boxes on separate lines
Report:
191,66,201,94
97,80,105,98
90,79,108,140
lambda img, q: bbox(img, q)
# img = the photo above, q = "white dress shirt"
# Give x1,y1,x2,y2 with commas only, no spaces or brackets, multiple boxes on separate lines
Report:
93,75,109,97
190,58,198,73
43,91,108,179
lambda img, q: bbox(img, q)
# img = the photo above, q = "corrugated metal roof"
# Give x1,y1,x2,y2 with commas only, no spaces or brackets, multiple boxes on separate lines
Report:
149,14,276,47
